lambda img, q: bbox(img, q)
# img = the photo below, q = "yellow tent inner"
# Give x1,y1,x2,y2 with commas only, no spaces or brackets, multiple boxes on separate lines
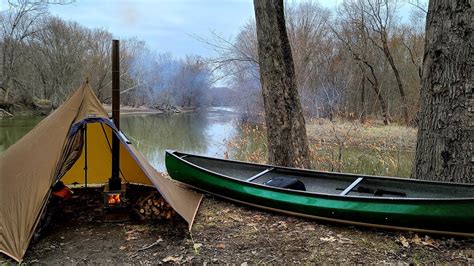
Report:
61,122,152,185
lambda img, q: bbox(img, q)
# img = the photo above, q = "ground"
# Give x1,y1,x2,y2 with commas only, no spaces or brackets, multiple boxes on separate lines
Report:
1,186,472,264
0,116,470,264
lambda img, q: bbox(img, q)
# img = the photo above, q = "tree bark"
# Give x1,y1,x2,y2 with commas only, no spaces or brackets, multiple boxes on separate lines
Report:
253,0,310,168
412,0,473,183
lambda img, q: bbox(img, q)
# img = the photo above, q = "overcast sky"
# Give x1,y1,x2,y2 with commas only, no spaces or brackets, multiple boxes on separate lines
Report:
49,0,341,58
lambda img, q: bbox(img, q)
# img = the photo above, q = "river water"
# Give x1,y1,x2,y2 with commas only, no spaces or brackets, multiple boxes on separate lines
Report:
0,107,238,172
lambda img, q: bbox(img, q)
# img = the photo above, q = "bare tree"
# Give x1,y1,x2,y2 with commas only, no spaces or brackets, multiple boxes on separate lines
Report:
28,18,91,106
412,0,473,183
332,8,391,124
0,0,47,102
253,0,310,168
340,0,411,124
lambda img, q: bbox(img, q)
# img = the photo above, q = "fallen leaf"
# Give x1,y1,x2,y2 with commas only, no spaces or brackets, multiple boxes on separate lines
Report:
397,236,410,248
303,225,316,231
421,236,439,248
277,221,288,228
320,236,337,242
337,237,353,244
193,243,203,255
230,215,243,222
411,234,422,245
162,255,183,263
126,235,137,241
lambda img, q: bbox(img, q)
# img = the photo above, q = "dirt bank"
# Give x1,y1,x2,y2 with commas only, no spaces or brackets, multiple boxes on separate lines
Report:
102,104,164,116
1,186,472,264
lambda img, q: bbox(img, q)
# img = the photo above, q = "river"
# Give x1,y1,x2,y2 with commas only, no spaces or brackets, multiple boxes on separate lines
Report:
0,107,238,172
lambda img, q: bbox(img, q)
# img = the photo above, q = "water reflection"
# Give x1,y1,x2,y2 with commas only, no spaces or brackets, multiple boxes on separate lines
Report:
124,109,239,171
0,116,45,152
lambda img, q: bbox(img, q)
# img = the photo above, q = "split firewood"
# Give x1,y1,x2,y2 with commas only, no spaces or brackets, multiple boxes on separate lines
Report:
134,192,175,220
136,191,158,206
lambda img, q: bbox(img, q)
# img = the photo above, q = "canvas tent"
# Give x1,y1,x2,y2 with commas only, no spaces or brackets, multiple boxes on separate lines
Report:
0,83,203,262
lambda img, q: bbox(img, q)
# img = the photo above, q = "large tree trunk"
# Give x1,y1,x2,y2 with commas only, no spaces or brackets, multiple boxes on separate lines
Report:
253,0,310,168
412,0,473,183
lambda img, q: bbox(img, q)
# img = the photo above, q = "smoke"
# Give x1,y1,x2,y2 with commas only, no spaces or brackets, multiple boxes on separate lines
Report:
118,2,138,27
129,50,213,108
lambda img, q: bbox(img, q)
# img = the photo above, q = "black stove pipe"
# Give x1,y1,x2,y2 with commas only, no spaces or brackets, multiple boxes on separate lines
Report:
109,39,121,190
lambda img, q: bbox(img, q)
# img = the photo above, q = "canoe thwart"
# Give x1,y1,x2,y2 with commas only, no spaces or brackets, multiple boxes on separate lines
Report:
246,167,274,182
340,177,364,196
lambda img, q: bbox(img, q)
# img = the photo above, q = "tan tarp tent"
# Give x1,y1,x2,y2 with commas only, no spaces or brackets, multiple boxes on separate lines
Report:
0,83,203,262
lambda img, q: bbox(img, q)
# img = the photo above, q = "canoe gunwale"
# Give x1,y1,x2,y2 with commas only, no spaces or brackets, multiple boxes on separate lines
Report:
166,150,474,202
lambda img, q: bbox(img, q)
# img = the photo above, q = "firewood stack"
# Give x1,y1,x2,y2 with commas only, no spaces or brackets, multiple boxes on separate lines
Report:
133,192,175,220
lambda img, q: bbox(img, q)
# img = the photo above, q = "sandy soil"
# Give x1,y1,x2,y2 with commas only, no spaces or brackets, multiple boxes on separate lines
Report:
1,186,472,264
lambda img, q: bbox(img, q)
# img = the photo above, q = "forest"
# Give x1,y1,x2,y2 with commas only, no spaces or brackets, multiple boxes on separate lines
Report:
1,0,425,124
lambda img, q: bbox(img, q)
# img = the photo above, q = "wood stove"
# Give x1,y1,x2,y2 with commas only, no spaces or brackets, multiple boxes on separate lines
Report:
103,184,127,209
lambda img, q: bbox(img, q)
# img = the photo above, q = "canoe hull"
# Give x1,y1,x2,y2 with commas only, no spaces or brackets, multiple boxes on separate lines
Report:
165,151,474,236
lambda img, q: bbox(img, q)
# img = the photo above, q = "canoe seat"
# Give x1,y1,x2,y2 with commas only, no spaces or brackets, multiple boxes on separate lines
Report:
264,177,306,191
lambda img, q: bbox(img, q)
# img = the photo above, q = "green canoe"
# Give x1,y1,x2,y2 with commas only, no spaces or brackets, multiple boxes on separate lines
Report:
165,150,474,236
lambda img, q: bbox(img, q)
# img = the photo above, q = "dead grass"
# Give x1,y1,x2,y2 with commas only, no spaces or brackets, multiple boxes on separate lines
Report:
306,118,417,150
227,119,417,177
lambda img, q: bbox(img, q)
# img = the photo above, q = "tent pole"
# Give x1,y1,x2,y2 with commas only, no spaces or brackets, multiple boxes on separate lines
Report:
84,123,88,188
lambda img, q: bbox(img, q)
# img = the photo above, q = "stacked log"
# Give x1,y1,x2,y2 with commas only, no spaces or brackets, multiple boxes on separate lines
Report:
133,192,175,220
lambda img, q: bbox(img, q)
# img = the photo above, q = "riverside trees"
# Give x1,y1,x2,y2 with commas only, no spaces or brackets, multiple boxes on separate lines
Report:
2,0,429,124
0,1,212,110
214,0,425,125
